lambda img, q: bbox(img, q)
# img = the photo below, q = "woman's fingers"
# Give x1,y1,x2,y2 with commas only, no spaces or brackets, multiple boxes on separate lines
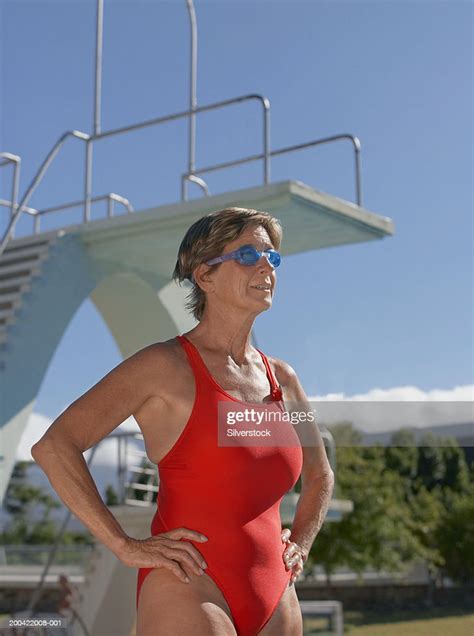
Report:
290,561,304,582
159,557,191,583
158,543,206,577
288,555,304,582
281,528,291,543
120,527,209,582
286,551,302,568
283,540,299,565
157,527,209,578
160,528,209,581
282,538,306,582
164,527,208,544
159,535,208,571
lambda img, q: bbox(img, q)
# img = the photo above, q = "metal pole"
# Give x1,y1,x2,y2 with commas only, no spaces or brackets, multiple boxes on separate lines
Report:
263,98,270,184
0,154,21,242
94,0,103,137
10,157,20,240
84,0,104,223
84,140,93,223
354,138,362,207
186,0,197,178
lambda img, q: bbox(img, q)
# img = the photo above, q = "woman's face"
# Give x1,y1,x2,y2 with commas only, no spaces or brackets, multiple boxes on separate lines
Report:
200,224,278,316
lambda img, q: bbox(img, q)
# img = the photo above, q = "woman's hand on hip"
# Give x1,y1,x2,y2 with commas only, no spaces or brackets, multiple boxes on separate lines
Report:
281,528,307,583
119,527,209,583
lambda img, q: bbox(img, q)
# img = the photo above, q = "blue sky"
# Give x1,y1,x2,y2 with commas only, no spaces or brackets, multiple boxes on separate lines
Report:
0,0,472,428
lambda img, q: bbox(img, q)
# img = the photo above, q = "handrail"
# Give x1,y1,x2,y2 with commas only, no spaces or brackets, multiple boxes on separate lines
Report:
0,93,271,258
0,194,133,235
90,92,271,200
0,153,21,241
181,133,362,206
0,199,37,215
0,131,90,254
181,174,211,199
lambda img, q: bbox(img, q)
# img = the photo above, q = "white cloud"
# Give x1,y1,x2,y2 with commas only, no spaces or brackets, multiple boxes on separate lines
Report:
306,384,474,433
311,384,474,402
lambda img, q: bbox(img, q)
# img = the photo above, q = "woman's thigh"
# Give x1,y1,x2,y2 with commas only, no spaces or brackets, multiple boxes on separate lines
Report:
258,581,303,636
136,567,237,636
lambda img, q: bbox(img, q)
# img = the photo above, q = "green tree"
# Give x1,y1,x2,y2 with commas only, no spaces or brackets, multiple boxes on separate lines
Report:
1,461,93,550
308,430,416,591
104,484,119,506
436,485,474,584
307,422,473,595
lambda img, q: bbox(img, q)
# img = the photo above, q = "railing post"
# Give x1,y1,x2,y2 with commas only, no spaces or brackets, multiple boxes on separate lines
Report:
263,97,271,184
354,138,362,207
94,0,103,138
84,140,93,223
186,0,197,179
10,157,20,241
181,175,188,202
0,153,21,242
82,0,103,224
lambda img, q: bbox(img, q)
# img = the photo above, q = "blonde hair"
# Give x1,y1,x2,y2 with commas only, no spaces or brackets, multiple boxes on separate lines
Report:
172,207,282,321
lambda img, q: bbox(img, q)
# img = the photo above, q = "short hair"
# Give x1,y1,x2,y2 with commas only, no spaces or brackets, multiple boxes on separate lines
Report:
172,207,283,321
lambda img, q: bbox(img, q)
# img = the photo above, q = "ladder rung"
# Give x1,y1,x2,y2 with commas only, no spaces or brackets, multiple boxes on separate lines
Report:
124,498,154,507
129,467,156,475
128,449,148,458
125,482,159,492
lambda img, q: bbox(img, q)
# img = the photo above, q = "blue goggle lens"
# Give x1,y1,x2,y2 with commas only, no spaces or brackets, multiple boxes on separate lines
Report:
238,246,280,267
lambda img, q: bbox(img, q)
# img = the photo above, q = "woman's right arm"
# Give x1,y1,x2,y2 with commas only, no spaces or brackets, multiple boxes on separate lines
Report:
31,344,161,558
31,343,208,580
32,435,129,557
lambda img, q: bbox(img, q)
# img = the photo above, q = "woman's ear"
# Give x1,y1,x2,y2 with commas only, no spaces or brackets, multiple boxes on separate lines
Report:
193,263,215,293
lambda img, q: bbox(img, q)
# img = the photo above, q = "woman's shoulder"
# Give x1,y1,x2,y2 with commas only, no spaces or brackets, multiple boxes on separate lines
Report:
131,336,185,373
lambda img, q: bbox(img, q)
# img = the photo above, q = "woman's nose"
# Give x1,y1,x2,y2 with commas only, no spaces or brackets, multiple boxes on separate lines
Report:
258,254,274,271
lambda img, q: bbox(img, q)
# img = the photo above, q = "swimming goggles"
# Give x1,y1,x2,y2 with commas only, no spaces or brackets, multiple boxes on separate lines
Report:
205,244,281,268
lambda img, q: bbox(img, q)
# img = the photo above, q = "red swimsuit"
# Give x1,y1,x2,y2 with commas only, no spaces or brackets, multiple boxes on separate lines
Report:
136,335,303,635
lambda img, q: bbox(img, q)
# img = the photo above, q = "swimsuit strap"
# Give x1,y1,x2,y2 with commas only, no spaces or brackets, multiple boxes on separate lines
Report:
255,347,283,401
176,334,208,389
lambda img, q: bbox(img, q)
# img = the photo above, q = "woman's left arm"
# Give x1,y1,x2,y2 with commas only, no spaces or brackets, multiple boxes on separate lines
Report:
275,359,335,581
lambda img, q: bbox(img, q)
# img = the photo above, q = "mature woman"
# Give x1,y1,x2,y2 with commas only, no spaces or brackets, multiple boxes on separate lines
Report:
31,207,334,636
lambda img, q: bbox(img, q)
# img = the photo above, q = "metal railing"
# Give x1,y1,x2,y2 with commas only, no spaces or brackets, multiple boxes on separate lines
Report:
1,103,362,258
0,194,134,236
181,132,362,203
0,0,363,258
0,93,272,258
0,153,21,240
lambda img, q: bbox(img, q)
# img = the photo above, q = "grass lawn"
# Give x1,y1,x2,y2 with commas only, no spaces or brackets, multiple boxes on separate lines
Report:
304,606,474,635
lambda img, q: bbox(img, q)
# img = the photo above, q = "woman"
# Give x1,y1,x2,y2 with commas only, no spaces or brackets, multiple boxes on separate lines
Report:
31,207,334,636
